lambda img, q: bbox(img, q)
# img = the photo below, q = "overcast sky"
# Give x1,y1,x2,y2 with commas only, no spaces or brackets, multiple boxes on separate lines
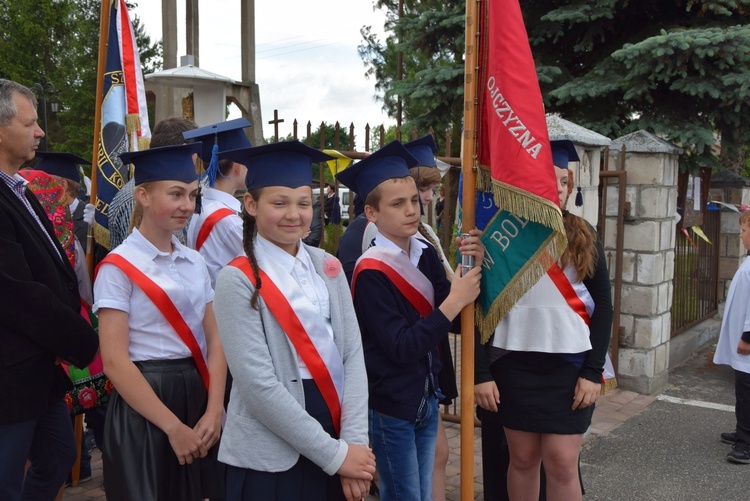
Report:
132,0,395,144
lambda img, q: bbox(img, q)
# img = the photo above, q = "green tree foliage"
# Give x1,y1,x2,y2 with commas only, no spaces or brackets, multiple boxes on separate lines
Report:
0,0,161,164
526,0,750,172
361,0,750,172
358,0,465,150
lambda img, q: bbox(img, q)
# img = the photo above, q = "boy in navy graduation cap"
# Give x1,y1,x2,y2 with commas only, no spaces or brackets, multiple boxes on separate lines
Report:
403,134,457,501
211,140,374,501
35,151,92,245
183,118,252,287
338,140,483,501
94,141,227,500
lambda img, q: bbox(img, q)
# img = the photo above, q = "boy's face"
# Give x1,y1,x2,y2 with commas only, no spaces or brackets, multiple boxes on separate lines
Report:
741,222,750,251
365,177,421,242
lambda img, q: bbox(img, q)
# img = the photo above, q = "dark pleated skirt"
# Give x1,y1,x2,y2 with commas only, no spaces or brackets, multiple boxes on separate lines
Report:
103,358,223,501
225,379,346,501
492,351,594,435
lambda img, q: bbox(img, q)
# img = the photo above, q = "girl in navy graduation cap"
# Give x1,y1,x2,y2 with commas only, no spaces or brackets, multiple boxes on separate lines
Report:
213,140,374,501
474,140,613,500
93,143,226,500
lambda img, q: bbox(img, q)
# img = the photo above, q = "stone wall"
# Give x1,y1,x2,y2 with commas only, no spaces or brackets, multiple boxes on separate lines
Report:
605,131,681,394
708,170,750,301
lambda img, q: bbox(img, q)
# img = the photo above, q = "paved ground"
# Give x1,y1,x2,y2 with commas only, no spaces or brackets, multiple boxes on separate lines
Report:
64,342,740,500
579,343,742,501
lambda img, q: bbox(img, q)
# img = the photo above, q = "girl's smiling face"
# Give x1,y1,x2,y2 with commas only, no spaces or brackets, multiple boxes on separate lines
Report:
244,185,313,255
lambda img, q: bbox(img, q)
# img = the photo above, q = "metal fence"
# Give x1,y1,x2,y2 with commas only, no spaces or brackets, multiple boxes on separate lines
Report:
671,206,720,336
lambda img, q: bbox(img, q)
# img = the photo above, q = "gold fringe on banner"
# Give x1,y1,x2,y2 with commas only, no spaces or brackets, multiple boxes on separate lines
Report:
138,136,151,151
602,377,618,394
94,224,111,251
125,114,141,136
475,178,568,343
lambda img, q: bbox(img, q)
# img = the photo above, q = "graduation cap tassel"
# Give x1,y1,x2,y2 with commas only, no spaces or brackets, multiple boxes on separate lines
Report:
575,186,583,207
204,142,220,188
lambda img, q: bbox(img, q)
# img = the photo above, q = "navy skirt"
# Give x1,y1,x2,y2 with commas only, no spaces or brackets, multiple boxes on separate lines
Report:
225,379,346,501
103,358,223,500
492,351,594,435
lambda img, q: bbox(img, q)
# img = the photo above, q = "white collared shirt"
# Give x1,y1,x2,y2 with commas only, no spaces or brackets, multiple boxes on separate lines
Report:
93,228,214,362
69,196,80,214
186,187,244,288
374,230,427,268
255,235,334,379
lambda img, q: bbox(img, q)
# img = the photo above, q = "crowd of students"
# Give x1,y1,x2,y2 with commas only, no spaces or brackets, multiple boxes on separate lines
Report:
1,77,614,501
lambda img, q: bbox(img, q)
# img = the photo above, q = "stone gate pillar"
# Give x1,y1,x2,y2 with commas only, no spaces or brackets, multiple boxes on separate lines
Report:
708,171,750,302
606,131,682,394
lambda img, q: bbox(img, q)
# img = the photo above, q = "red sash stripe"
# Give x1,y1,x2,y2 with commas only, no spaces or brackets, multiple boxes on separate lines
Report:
99,254,211,389
547,263,590,326
195,208,235,251
352,258,434,318
228,257,342,436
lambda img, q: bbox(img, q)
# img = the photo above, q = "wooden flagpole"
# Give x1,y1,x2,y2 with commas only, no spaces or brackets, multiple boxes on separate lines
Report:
460,0,480,499
87,0,111,275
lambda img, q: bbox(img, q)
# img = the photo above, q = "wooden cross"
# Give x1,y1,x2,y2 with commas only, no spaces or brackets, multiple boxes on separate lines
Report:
268,109,285,143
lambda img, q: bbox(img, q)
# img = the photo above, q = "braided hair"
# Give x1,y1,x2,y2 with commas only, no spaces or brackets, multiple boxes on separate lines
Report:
409,166,444,261
241,189,264,309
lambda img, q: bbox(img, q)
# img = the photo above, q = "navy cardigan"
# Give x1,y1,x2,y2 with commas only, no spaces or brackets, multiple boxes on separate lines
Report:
353,241,458,422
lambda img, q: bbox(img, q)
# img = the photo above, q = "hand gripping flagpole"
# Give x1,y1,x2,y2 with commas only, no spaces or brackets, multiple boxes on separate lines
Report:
460,0,480,499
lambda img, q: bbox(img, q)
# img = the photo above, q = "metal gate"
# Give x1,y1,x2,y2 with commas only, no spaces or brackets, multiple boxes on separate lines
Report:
597,147,627,374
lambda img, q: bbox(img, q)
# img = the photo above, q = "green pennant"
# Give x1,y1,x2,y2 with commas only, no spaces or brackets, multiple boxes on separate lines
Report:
476,209,562,341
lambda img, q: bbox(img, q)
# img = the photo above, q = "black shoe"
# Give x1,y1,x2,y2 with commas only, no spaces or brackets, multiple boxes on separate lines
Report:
721,431,738,444
727,441,750,464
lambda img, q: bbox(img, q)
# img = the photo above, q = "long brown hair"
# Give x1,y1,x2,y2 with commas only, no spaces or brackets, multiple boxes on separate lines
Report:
560,211,597,282
241,188,264,309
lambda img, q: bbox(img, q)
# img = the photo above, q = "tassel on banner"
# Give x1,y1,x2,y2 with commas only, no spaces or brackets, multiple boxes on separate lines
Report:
126,114,141,152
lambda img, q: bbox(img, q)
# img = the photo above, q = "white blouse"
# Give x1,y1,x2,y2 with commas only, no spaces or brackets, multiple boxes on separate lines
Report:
94,228,214,362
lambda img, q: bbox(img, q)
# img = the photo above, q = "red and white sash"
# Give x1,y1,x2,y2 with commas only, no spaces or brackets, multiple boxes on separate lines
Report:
98,249,210,389
228,250,345,436
547,262,592,326
195,207,235,251
352,246,435,318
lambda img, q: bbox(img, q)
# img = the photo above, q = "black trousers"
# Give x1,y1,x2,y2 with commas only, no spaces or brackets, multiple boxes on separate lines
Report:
735,370,750,444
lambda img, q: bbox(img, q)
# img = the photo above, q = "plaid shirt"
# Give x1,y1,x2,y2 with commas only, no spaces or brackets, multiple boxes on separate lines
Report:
108,178,136,249
0,169,63,261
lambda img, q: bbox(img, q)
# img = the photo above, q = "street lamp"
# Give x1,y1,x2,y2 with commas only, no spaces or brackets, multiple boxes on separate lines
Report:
30,81,57,151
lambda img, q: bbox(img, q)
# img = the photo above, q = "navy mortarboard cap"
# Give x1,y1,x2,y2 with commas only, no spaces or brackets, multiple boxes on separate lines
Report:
336,141,418,201
183,118,252,162
403,134,438,168
119,143,202,186
182,117,252,187
550,139,580,168
34,152,90,183
219,140,334,190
